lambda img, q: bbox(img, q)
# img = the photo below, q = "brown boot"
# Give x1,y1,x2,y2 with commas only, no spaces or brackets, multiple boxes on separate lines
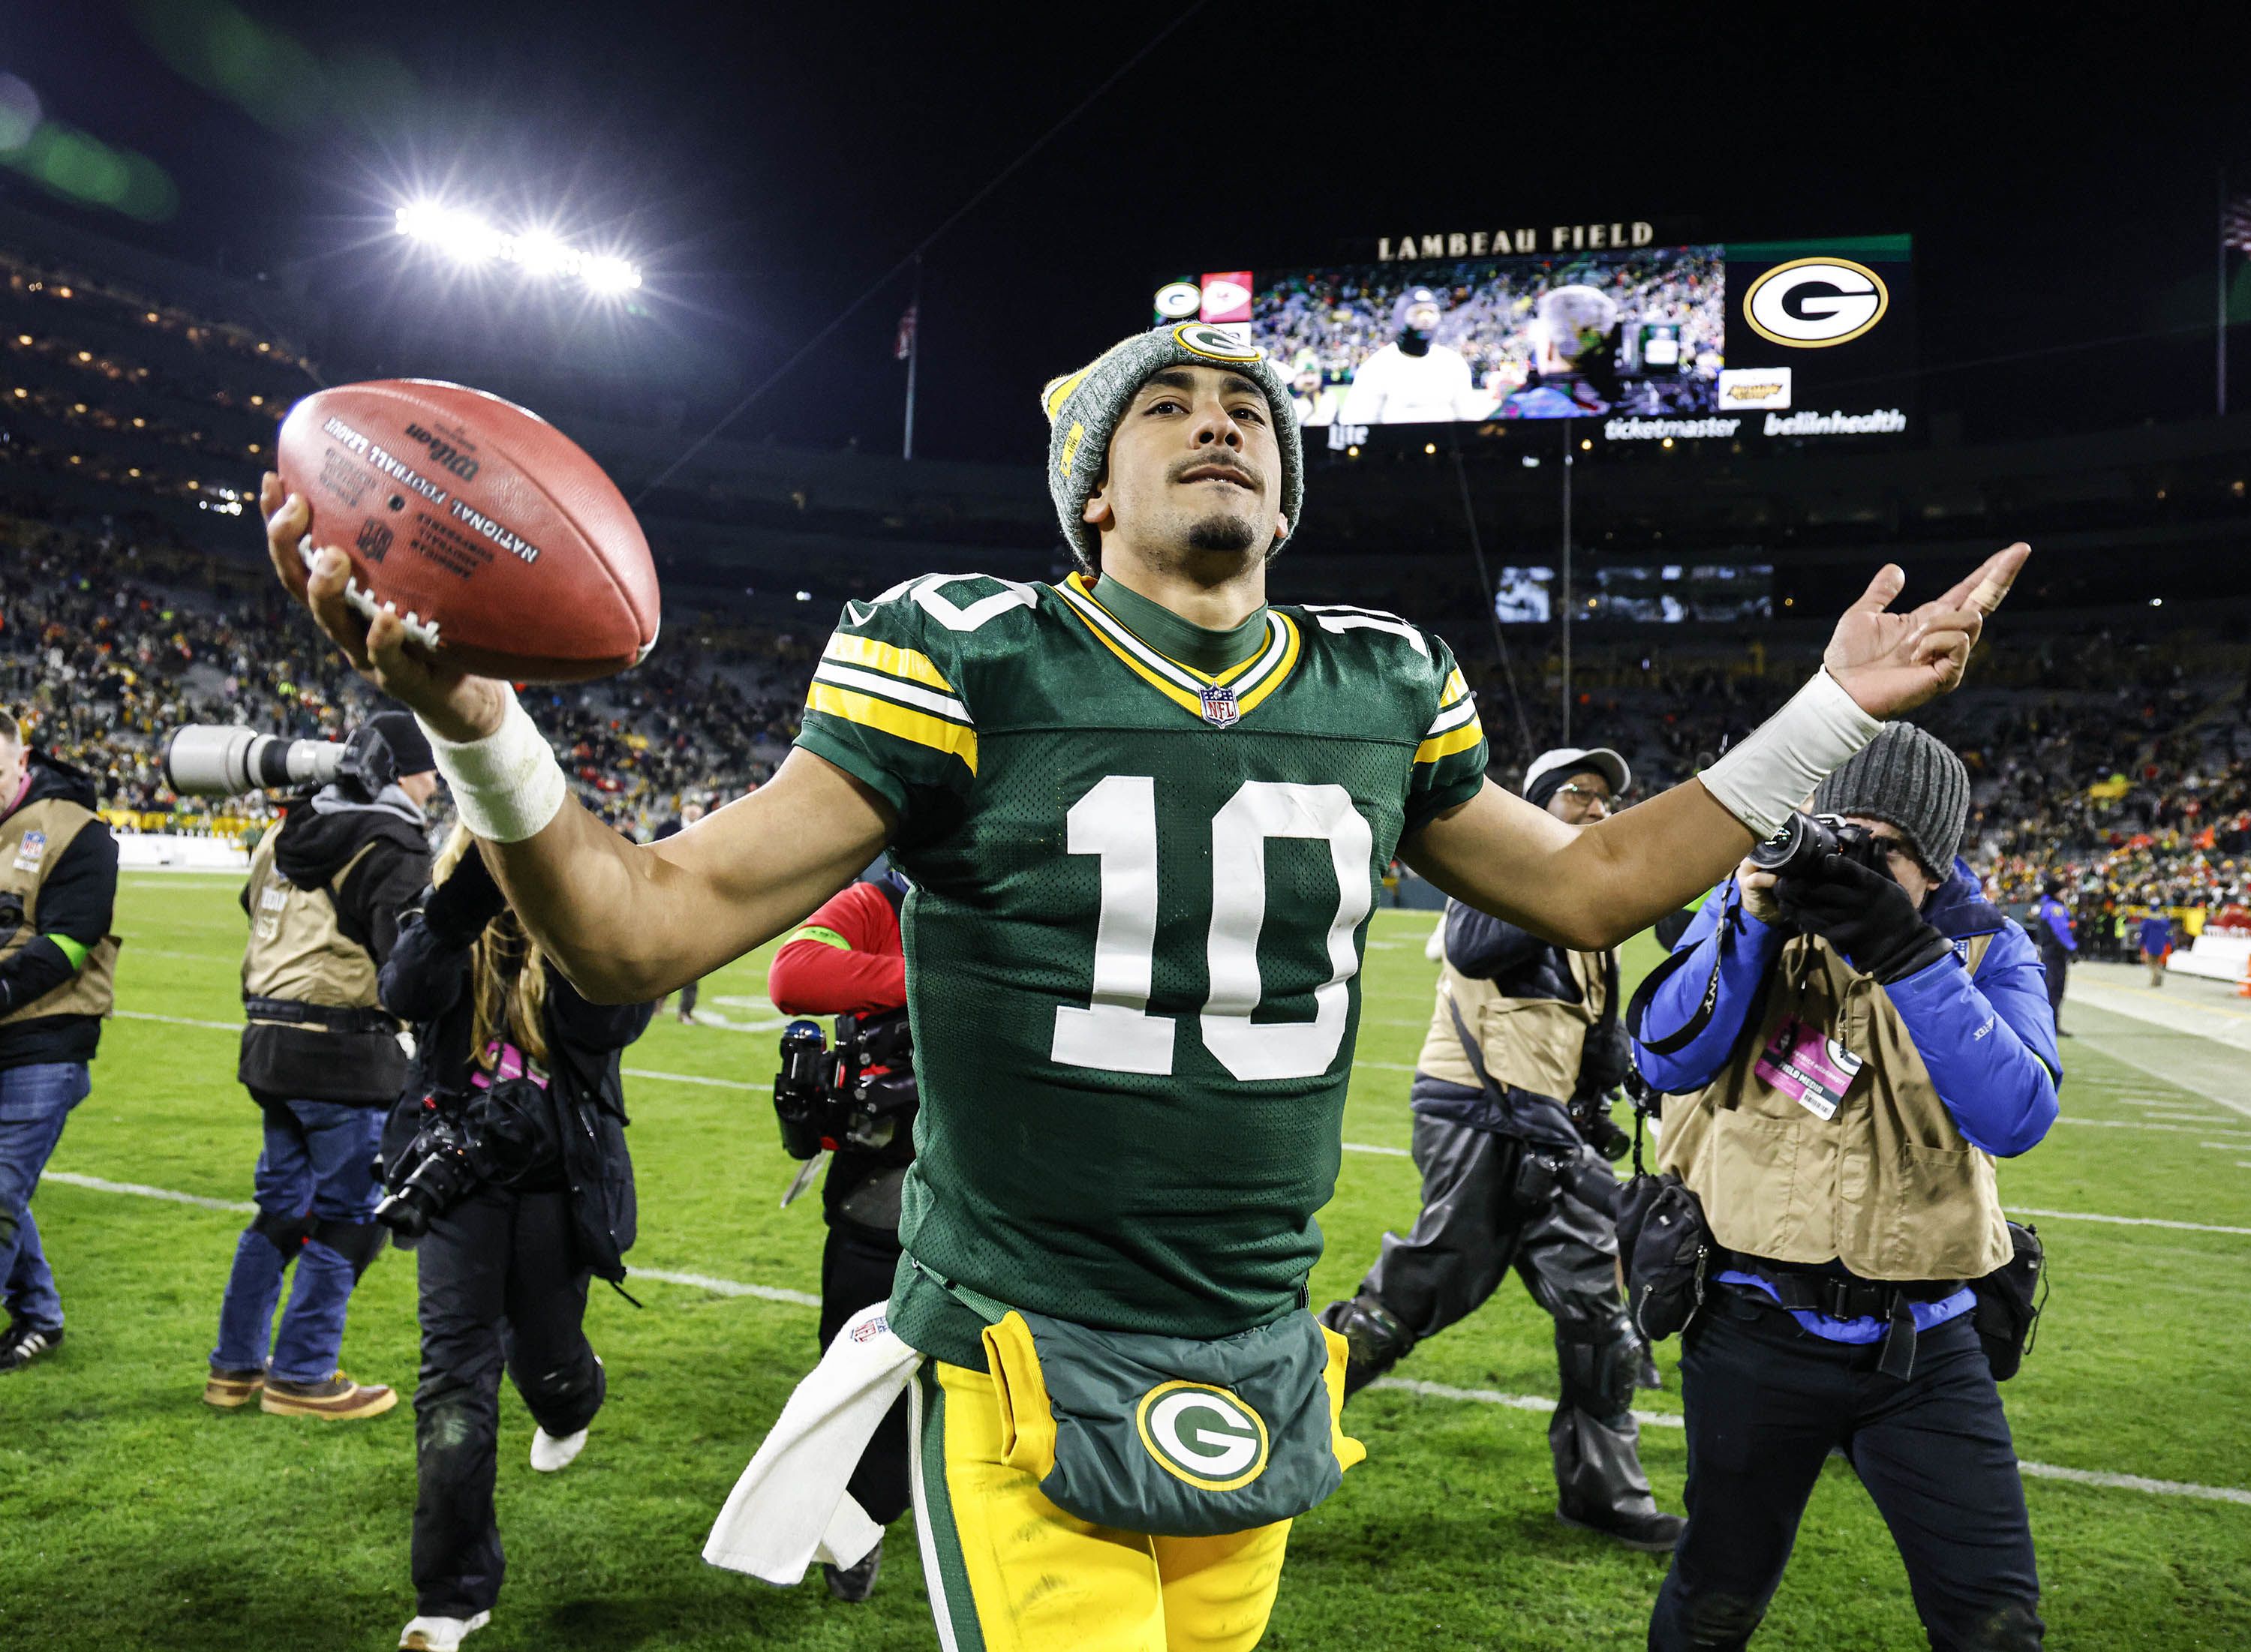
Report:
260,1370,397,1419
203,1363,267,1409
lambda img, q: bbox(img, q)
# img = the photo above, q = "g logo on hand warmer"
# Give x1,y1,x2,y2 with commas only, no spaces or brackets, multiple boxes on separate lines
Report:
1135,1381,1270,1491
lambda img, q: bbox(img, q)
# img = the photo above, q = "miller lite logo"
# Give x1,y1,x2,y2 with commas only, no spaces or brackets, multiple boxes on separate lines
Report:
1198,683,1241,728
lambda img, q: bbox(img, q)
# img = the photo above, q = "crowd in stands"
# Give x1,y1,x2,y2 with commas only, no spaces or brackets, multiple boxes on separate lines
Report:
0,505,814,838
8,481,2251,968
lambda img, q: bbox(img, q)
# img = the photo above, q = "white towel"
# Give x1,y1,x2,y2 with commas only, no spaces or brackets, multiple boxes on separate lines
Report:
702,1301,923,1584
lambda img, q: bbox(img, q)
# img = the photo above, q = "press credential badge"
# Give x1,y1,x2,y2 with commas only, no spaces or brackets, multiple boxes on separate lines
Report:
1753,1014,1864,1121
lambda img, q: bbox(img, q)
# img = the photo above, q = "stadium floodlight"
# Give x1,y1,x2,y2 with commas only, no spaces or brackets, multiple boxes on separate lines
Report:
393,200,642,293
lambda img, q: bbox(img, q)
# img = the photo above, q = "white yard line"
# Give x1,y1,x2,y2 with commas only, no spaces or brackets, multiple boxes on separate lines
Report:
1342,1141,1410,1158
42,1170,2251,1509
2007,1207,2251,1237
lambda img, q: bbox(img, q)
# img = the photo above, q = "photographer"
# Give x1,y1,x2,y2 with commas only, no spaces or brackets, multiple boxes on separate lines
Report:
206,713,437,1417
0,716,119,1375
762,865,914,1603
1633,725,2059,1651
2031,878,2075,1035
1321,749,1684,1552
377,828,652,1652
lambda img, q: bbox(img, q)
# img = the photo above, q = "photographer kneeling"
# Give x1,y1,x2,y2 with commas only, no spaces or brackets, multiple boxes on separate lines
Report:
376,828,653,1652
1632,725,2058,1652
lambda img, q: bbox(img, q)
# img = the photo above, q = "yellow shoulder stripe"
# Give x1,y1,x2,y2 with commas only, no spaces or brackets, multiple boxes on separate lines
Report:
1415,715,1486,764
1234,613,1300,713
806,683,978,774
1062,600,1209,716
823,632,957,694
1441,668,1469,704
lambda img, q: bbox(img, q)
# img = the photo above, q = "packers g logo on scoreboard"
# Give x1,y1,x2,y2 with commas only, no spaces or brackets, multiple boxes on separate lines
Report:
1742,257,1890,348
1135,1380,1271,1491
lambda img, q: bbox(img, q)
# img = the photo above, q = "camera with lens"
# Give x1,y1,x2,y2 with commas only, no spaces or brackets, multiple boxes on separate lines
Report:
163,721,398,800
1567,1087,1633,1163
374,1106,481,1239
1748,810,1892,882
162,726,345,797
374,1077,563,1239
772,1008,918,1161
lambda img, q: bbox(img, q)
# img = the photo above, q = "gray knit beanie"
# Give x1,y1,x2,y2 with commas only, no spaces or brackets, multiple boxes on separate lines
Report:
1040,321,1304,571
1812,722,1970,874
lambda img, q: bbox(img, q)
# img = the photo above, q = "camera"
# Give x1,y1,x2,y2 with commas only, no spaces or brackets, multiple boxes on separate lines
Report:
374,1109,481,1239
162,725,344,797
1748,810,1891,882
771,1009,918,1161
1568,1089,1633,1163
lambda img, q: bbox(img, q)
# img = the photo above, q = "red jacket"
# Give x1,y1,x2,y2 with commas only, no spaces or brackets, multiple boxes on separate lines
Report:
768,879,906,1017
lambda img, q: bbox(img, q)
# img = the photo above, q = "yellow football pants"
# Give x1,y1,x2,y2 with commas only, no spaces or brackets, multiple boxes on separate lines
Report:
909,1360,1292,1652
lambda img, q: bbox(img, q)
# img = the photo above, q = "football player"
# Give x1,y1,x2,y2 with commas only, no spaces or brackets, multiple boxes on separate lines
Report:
260,321,2022,1652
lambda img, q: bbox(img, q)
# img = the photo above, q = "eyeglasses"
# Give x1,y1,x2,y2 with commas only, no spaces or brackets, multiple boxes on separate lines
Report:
1555,783,1615,803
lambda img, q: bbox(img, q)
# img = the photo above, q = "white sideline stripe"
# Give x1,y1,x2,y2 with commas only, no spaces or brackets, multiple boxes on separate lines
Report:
113,1014,762,1094
44,1170,254,1213
42,1172,2251,1508
1342,1141,1410,1158
630,1268,820,1308
40,1173,821,1305
2008,1206,2251,1237
1367,1377,2251,1508
622,1068,761,1092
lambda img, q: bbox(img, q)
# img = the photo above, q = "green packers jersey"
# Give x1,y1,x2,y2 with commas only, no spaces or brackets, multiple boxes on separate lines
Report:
795,572,1489,1367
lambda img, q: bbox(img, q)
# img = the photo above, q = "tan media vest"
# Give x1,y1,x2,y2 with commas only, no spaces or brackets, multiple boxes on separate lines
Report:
1657,931,2012,1282
241,828,383,1025
1416,946,1610,1101
0,797,120,1023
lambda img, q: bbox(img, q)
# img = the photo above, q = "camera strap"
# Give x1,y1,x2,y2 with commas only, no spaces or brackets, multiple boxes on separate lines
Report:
1444,996,1578,1150
1626,920,1730,1058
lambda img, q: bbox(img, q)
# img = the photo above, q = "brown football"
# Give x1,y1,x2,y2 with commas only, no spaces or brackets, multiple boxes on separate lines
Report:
275,379,659,681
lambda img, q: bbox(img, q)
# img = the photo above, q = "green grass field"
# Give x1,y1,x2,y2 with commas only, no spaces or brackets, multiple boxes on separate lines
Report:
4,879,2248,1650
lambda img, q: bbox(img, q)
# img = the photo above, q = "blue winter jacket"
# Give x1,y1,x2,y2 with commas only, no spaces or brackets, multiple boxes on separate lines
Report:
2033,894,2076,955
1634,860,2060,1160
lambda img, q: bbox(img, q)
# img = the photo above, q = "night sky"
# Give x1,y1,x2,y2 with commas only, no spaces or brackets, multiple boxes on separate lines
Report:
6,1,2249,463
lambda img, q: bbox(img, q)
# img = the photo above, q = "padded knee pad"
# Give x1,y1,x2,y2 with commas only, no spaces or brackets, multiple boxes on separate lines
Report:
1556,1309,1641,1421
1965,1601,2046,1652
1683,1591,1769,1646
311,1218,386,1280
250,1208,316,1255
1318,1293,1414,1397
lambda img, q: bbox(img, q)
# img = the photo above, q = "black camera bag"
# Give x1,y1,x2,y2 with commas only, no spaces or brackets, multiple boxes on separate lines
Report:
462,1073,565,1191
1616,1164,1713,1341
1970,1221,2046,1381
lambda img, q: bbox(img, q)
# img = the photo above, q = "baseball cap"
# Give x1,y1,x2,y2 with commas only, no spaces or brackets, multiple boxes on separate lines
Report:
1523,746,1631,806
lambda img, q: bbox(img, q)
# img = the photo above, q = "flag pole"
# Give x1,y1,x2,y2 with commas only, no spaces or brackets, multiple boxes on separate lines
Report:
2220,167,2230,419
903,254,923,461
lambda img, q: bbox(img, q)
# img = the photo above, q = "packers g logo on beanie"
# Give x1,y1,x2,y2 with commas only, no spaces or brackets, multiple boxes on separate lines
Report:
1135,1380,1272,1491
1040,321,1305,570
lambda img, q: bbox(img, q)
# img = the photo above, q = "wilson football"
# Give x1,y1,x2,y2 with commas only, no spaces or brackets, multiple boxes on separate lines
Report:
275,379,660,681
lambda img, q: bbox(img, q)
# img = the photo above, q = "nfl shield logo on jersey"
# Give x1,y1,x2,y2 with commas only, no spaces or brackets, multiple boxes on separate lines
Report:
1198,683,1241,728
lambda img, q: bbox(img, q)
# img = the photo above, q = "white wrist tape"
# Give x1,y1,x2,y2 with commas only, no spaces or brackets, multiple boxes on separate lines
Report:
1698,668,1883,842
419,689,568,844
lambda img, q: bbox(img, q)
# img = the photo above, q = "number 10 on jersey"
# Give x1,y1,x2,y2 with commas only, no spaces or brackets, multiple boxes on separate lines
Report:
1050,776,1375,1084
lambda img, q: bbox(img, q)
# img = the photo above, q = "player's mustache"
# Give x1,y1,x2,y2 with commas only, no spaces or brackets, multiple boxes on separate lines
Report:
1171,455,1262,491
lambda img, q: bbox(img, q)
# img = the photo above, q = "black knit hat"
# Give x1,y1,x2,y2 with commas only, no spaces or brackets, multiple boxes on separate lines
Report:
1812,722,1969,874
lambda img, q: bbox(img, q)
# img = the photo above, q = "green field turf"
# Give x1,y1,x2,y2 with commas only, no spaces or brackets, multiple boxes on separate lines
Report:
3,879,2247,1650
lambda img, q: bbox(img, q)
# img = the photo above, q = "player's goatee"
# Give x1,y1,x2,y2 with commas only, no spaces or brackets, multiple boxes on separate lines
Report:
1186,515,1260,554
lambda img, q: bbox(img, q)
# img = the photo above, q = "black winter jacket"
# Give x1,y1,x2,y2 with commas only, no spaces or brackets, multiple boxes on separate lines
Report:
377,898,654,1281
0,752,119,1070
237,784,431,1105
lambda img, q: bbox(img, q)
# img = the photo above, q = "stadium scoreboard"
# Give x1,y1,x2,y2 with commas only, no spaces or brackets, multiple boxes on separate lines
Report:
1153,231,1915,452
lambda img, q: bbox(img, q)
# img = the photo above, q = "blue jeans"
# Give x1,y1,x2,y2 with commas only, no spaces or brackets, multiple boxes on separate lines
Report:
0,1062,92,1332
212,1098,385,1384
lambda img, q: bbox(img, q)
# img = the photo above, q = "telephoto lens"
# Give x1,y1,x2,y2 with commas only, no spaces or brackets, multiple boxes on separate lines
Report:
161,725,346,797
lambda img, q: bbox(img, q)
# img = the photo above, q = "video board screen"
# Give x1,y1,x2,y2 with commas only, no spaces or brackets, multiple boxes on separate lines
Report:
1154,236,1913,445
1494,563,1775,625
